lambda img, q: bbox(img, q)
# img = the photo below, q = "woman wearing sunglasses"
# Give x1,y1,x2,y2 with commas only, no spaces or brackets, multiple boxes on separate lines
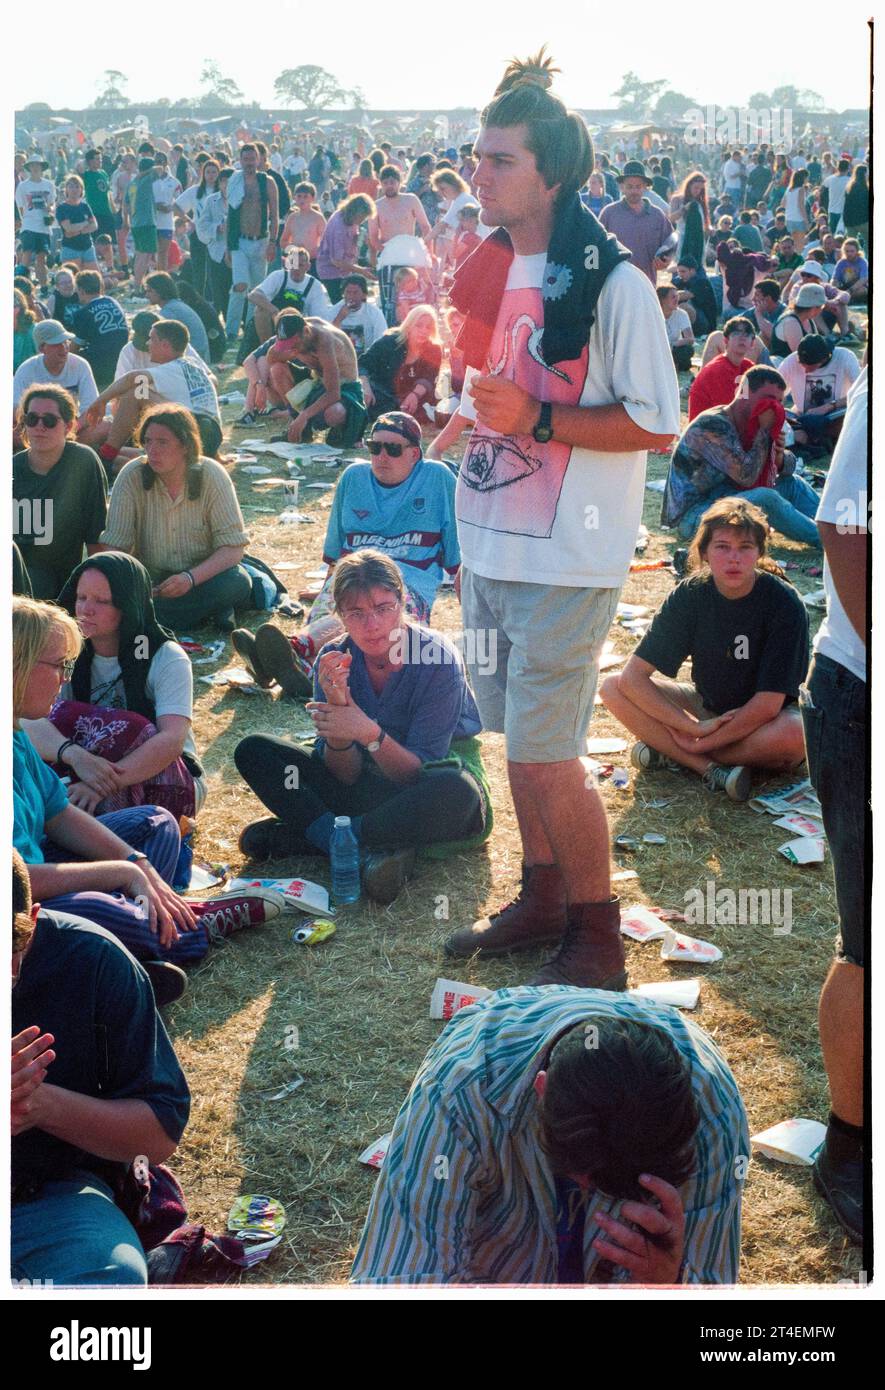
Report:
12,385,108,601
234,548,490,905
233,412,460,698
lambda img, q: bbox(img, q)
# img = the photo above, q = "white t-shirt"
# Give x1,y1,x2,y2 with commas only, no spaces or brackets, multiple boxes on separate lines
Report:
284,155,307,177
114,340,207,381
664,306,693,346
823,173,850,216
454,257,681,587
441,191,491,240
147,359,220,419
60,641,204,803
174,185,201,220
15,178,56,233
778,346,860,413
152,175,182,231
254,269,334,321
13,353,98,410
723,158,743,189
330,299,388,354
813,368,867,682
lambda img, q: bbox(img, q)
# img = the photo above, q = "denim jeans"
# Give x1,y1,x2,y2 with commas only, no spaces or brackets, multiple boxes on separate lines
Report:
678,474,821,547
800,654,867,965
12,1172,147,1286
43,806,209,964
226,236,269,336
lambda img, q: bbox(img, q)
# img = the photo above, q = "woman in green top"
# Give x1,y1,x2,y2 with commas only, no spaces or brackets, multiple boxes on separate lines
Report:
13,289,36,374
674,172,709,268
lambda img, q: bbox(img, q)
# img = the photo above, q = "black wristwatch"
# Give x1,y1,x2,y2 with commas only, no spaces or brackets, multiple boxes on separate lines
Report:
532,401,554,443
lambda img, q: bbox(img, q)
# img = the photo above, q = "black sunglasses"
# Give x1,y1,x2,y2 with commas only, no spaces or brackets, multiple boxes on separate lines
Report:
25,411,64,428
367,440,407,457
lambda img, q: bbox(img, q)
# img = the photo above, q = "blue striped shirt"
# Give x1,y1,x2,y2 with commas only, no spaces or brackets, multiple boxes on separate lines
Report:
351,987,748,1285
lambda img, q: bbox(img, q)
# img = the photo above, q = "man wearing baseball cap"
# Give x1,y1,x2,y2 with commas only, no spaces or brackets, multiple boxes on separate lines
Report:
599,160,676,284
782,260,852,339
233,410,460,696
769,282,827,358
13,321,99,421
15,157,56,287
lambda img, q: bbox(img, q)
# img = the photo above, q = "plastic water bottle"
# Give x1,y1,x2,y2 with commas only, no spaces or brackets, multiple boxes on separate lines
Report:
330,816,361,905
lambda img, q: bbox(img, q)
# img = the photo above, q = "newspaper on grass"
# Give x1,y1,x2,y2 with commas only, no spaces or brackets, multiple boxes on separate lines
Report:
750,1118,826,1166
630,979,701,1010
778,836,826,864
660,928,722,964
772,813,826,838
430,978,492,1021
359,1134,392,1169
227,877,332,915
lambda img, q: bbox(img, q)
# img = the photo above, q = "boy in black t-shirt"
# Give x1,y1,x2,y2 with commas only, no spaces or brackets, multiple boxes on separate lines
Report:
71,270,129,389
600,498,808,802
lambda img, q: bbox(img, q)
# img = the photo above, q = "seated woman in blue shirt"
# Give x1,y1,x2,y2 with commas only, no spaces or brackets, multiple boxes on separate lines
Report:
235,548,491,904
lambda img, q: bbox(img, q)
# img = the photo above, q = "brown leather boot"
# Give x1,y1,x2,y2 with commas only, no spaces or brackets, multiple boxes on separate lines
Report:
444,863,567,958
532,897,627,990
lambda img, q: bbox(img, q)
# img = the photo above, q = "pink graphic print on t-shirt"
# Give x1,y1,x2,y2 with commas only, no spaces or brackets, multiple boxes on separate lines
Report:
457,283,587,538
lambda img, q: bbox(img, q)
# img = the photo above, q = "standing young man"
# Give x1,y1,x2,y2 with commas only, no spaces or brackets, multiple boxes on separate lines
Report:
367,165,432,325
15,156,56,287
224,144,280,346
443,51,680,986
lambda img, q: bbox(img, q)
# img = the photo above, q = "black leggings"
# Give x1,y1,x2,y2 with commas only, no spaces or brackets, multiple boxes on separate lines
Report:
234,735,484,850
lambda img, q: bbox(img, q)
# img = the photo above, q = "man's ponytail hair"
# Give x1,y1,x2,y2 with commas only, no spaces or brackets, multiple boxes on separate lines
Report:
481,47,594,205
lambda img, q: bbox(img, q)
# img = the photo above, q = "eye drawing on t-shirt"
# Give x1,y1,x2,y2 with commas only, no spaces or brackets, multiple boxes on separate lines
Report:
458,297,588,539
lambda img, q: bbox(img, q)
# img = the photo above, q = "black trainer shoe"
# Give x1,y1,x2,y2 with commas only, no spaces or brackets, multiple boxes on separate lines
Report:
143,960,188,1008
238,818,321,860
702,763,752,802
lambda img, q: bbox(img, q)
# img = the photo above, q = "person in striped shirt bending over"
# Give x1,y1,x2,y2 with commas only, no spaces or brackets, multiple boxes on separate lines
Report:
351,988,748,1285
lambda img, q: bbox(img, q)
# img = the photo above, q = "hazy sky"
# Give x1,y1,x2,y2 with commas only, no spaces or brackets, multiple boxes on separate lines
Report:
10,0,872,113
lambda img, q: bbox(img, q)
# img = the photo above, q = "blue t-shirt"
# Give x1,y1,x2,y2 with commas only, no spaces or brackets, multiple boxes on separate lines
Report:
313,626,481,764
323,458,460,615
13,728,68,862
12,909,190,1192
57,200,95,251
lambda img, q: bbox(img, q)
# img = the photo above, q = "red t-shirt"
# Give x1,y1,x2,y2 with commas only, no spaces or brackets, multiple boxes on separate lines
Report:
688,354,754,420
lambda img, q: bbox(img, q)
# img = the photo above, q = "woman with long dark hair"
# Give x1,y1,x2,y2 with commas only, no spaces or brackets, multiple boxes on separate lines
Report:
784,168,810,250
98,404,251,632
674,172,709,266
22,551,207,820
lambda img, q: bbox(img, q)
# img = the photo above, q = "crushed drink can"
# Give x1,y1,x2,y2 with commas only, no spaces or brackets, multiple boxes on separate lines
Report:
292,917,337,946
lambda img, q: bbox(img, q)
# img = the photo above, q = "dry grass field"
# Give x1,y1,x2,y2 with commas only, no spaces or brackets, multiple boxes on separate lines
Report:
157,332,865,1288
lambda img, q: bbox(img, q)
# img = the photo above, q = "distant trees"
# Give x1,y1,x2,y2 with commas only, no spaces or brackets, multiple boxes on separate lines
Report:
93,71,130,108
273,65,359,109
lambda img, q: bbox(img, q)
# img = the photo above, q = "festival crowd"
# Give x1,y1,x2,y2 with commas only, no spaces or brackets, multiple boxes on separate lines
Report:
11,52,869,1287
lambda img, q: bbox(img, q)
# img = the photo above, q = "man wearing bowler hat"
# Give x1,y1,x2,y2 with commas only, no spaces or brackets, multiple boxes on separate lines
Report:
599,160,676,284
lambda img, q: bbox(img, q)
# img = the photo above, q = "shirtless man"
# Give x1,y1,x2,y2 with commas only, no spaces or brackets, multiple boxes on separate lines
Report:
367,164,432,325
280,182,326,271
224,144,280,344
266,311,368,447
